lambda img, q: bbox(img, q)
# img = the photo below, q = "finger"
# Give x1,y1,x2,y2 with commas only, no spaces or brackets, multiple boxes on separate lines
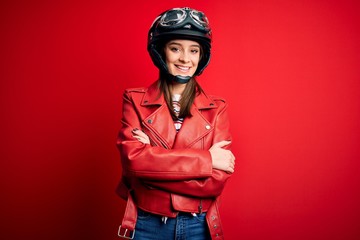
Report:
132,135,141,140
133,134,145,140
230,152,235,160
131,128,139,133
133,137,147,144
226,150,235,162
133,129,148,138
231,155,236,164
227,167,234,174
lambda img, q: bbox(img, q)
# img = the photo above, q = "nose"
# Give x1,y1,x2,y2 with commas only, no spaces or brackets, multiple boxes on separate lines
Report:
179,51,190,63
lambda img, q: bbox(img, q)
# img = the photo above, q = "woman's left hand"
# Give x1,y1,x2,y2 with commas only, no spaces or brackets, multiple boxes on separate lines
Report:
132,128,150,144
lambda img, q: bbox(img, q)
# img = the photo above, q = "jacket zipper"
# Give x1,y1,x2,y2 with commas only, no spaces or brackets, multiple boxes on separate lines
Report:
198,199,203,214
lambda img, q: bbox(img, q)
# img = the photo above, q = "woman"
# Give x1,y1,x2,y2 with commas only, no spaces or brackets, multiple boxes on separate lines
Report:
116,7,235,240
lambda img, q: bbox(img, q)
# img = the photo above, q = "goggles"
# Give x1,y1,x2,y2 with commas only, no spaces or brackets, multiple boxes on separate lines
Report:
159,8,210,31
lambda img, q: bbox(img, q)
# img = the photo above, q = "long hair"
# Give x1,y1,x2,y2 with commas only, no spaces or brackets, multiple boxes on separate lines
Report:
158,73,203,120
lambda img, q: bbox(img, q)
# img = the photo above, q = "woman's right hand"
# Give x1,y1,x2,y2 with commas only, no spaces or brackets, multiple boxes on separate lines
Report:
209,141,236,173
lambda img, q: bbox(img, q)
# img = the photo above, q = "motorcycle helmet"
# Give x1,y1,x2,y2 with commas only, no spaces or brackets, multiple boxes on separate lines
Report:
147,7,212,83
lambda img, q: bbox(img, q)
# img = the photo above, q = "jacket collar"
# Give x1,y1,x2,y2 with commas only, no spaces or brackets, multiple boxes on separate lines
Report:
140,81,217,149
141,81,164,106
141,81,217,110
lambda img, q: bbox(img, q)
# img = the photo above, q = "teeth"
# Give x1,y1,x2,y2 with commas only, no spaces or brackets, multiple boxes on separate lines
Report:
176,65,190,71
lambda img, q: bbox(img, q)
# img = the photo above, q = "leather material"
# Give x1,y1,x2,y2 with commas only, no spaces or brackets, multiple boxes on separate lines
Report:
116,81,232,239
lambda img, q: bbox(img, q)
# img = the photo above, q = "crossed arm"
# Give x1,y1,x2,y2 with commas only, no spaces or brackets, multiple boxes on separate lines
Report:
130,129,236,198
132,129,235,174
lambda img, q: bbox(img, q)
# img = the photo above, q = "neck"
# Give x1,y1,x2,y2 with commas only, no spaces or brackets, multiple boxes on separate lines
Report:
171,81,187,95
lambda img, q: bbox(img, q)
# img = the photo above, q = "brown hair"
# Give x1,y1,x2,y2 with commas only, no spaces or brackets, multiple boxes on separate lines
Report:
158,73,203,120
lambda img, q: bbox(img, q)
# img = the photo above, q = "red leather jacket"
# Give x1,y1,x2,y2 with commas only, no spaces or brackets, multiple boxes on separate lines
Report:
116,81,233,239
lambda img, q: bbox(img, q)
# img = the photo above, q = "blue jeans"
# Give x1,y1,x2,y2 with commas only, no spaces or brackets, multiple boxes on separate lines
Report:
134,209,211,240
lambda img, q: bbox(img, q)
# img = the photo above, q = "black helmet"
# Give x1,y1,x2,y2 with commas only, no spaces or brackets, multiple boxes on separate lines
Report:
147,7,212,83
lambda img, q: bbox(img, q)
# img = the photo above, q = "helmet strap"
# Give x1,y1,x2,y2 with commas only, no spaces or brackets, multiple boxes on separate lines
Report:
165,72,191,84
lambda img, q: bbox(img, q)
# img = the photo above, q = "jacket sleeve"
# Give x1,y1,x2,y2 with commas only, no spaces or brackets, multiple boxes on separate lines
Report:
141,99,233,198
143,169,231,198
117,90,213,181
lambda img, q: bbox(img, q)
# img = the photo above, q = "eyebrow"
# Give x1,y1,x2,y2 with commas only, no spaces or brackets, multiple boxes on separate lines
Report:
167,41,200,48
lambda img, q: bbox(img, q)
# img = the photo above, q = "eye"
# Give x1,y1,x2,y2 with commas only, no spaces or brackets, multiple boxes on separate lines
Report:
170,47,180,52
191,49,199,54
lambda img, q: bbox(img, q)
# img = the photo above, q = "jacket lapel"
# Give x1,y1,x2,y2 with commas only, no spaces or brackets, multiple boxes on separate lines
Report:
143,104,177,148
141,82,177,149
173,91,217,149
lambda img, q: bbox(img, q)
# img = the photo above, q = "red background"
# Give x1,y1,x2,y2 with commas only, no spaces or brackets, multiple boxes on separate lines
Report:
1,0,360,239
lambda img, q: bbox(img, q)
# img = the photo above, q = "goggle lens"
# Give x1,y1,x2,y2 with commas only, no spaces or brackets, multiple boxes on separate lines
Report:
159,8,209,30
190,10,209,28
160,9,186,26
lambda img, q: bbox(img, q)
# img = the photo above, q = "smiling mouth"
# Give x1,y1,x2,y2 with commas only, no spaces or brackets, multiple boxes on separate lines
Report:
175,65,191,72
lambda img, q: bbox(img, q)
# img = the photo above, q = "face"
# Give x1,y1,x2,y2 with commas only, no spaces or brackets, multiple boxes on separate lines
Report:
164,39,201,77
